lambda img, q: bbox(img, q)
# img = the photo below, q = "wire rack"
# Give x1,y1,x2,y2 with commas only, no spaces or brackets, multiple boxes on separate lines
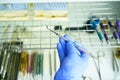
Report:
0,1,120,50
0,2,120,80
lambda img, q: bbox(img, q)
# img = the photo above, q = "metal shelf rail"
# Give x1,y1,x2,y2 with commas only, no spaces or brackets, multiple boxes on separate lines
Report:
0,1,120,50
0,1,120,80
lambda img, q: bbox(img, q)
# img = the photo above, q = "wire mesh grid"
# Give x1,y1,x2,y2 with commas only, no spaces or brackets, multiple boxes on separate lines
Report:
0,1,120,50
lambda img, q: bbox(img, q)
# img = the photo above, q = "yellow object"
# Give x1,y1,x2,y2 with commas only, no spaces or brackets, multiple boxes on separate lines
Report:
0,3,68,21
0,11,29,21
33,10,68,21
116,48,120,59
20,51,28,75
102,20,109,29
0,11,27,18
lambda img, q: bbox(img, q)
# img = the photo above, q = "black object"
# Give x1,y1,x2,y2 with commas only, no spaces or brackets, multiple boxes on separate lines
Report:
0,41,23,80
84,20,95,33
54,25,62,30
64,20,95,34
65,27,84,31
65,26,95,33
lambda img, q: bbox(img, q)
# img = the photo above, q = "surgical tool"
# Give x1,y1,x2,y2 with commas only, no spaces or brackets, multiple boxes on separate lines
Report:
92,50,105,80
46,26,94,57
0,47,7,77
1,50,10,79
28,54,34,74
0,46,2,71
100,22,110,44
36,54,43,74
49,52,52,80
116,18,120,38
88,16,103,43
107,19,119,44
36,54,40,74
112,51,119,72
20,51,28,75
54,50,57,72
90,19,104,43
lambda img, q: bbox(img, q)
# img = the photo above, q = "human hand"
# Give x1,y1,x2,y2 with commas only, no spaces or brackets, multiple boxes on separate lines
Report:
54,34,89,80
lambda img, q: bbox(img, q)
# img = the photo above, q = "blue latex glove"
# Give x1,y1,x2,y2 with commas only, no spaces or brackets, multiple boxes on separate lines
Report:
54,34,89,80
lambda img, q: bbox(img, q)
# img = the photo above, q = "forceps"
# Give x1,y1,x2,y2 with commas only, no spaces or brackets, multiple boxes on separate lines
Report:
92,50,105,80
46,26,94,57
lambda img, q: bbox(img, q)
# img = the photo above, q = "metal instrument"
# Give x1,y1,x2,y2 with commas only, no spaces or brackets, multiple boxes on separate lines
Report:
92,50,105,80
112,51,119,72
46,26,95,58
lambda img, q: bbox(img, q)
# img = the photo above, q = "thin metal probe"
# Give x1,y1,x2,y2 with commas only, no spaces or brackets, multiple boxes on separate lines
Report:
46,26,94,57
46,26,68,41
0,49,7,76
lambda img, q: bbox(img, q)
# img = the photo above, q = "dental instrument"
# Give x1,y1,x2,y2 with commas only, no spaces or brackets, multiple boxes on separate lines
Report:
46,26,94,57
100,22,110,44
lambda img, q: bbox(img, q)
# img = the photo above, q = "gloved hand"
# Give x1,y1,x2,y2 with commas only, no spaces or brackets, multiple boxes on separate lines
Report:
54,34,89,80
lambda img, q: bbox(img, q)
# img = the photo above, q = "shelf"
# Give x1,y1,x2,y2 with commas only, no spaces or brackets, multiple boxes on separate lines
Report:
0,2,120,80
0,2,120,49
0,0,119,3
